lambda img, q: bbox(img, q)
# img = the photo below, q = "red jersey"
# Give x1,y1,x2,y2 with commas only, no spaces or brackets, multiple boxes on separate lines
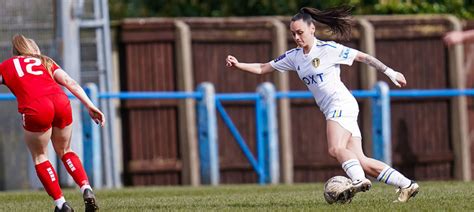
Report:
0,56,64,110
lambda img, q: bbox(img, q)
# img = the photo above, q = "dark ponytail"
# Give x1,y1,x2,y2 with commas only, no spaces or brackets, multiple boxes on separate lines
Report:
292,6,353,39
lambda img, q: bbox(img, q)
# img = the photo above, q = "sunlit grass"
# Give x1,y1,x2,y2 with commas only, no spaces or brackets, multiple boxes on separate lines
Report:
0,181,473,211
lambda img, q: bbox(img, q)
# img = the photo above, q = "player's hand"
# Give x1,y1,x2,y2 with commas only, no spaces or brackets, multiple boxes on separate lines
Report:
443,31,464,46
88,106,105,127
226,55,239,68
393,72,407,87
384,68,406,88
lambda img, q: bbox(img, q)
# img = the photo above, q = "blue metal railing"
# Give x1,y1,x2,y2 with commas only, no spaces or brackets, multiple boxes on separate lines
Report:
216,93,259,101
82,84,102,187
215,99,263,177
390,89,474,98
0,93,15,100
276,90,379,99
204,83,278,185
0,87,460,101
196,83,219,185
99,91,202,100
372,82,391,165
88,85,474,184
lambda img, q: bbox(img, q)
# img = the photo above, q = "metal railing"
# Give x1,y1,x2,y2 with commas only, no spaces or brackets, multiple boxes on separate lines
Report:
197,83,279,185
83,82,391,186
82,82,474,185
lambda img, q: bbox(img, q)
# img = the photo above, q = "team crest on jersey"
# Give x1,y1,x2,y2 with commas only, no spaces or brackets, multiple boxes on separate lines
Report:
311,58,320,68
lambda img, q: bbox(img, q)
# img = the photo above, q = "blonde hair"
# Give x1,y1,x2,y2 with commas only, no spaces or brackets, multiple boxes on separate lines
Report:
27,39,41,54
12,34,57,76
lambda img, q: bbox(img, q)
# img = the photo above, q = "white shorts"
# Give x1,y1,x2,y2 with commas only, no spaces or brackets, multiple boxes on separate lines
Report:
326,109,361,138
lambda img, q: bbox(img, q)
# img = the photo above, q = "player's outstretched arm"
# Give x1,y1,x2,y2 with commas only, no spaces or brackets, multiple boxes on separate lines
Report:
444,30,474,46
53,69,105,126
225,55,274,74
355,51,407,87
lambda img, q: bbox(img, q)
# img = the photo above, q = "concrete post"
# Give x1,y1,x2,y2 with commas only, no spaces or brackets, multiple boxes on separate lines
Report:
445,15,471,181
357,18,377,156
175,20,200,186
271,18,293,184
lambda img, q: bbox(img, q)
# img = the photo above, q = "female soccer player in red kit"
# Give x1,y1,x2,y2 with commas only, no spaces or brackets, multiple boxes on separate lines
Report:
0,34,102,212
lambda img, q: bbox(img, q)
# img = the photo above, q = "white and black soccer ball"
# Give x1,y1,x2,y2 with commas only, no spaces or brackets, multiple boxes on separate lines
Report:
323,176,354,204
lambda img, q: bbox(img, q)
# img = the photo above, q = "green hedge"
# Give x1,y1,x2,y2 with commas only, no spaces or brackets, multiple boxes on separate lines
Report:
109,0,474,20
366,0,474,19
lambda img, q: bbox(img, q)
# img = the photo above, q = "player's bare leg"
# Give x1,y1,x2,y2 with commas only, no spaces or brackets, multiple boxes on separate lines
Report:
24,128,52,164
50,124,73,158
51,124,99,211
327,120,358,163
327,120,371,197
24,128,73,211
347,137,419,202
345,137,385,176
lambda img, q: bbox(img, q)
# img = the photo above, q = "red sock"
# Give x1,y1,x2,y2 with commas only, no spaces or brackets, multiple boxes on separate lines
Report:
61,152,90,187
35,160,63,200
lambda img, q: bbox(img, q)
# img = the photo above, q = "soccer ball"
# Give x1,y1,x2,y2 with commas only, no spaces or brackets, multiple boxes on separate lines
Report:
323,176,354,204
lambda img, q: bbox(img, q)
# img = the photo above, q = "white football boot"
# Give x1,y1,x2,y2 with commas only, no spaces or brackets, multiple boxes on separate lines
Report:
395,181,419,203
351,178,372,193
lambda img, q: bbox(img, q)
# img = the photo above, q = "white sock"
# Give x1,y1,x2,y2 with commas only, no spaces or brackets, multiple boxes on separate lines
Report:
341,159,366,182
377,166,411,188
80,184,92,194
54,196,66,209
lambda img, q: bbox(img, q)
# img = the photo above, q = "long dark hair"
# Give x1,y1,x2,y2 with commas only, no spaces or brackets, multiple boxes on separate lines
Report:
291,6,353,39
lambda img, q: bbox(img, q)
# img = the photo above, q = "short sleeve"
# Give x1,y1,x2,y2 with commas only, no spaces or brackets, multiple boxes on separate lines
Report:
269,49,297,72
51,62,63,74
325,42,358,66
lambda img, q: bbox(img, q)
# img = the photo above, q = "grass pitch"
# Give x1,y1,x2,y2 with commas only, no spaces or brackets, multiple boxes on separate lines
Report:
0,181,473,211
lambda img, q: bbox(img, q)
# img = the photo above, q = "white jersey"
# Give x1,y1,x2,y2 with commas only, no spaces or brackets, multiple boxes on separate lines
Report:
270,37,359,119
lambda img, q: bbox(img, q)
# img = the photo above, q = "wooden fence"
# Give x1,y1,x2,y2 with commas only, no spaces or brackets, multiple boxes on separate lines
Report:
118,16,472,186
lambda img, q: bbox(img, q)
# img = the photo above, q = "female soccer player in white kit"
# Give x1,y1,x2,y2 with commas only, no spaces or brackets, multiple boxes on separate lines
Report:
226,6,419,203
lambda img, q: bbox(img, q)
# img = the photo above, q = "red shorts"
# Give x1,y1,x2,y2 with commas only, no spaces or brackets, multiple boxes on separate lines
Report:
19,93,73,132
